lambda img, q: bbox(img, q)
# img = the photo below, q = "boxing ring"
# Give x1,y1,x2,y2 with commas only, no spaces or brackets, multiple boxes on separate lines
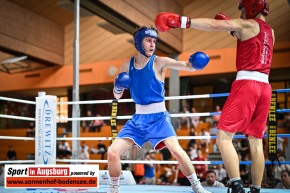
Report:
0,89,290,193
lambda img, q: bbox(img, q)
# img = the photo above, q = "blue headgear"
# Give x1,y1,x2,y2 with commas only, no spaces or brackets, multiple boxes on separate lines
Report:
133,28,158,57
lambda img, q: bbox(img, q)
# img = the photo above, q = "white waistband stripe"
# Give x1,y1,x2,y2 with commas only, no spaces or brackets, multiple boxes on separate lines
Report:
236,70,269,83
136,102,166,114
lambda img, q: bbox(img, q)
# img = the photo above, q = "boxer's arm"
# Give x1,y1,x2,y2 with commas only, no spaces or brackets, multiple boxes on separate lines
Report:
155,12,255,36
156,51,209,71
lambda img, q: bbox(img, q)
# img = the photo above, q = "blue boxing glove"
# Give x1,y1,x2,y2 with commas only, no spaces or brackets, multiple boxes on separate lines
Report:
114,72,131,94
189,51,210,70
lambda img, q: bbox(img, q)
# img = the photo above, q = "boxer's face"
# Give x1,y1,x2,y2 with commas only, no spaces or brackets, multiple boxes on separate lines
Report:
142,37,156,57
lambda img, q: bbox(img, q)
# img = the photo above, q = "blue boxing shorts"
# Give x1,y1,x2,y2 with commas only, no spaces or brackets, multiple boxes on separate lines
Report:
117,111,176,150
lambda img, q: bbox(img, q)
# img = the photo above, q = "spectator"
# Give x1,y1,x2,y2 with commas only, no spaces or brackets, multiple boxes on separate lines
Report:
239,138,250,160
91,113,106,132
275,170,290,189
188,143,198,160
133,162,144,184
159,147,172,161
201,170,225,187
82,110,93,133
79,145,90,164
274,155,290,183
80,141,89,152
277,137,284,153
7,146,16,160
158,164,175,185
121,153,131,171
0,164,4,186
238,153,250,185
209,121,218,153
91,140,107,159
214,164,228,184
57,137,72,159
26,122,35,137
173,148,192,186
212,105,221,123
190,107,200,129
193,148,208,181
178,106,191,129
143,150,156,185
199,128,210,153
187,127,197,148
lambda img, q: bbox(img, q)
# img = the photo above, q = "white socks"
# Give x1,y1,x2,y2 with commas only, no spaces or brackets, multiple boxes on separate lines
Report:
110,176,120,186
186,173,198,184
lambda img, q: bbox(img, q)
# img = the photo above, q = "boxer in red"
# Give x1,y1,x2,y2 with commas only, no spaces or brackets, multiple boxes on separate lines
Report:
155,1,274,193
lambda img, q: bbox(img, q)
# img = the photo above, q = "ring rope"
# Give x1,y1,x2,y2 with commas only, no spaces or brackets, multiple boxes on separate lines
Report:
56,88,290,105
1,134,289,141
57,108,289,122
0,96,36,104
1,109,289,123
0,114,35,121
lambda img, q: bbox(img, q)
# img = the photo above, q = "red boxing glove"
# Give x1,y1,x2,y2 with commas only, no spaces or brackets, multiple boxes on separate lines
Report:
214,13,231,20
155,12,191,32
214,13,235,36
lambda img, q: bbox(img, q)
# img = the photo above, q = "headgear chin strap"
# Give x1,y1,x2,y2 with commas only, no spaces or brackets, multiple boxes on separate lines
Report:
133,28,158,57
238,0,269,19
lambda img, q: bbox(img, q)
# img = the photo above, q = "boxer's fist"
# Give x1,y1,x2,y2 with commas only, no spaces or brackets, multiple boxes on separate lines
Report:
214,13,235,36
114,72,131,94
155,12,191,32
189,52,210,70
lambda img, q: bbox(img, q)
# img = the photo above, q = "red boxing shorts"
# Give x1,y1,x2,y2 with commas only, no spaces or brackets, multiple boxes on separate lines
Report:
218,79,272,139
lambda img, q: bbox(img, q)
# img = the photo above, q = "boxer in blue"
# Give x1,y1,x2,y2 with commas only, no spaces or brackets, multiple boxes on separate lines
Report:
107,26,210,193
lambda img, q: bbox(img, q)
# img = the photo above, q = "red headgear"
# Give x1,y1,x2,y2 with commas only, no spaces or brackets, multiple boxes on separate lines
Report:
238,0,269,19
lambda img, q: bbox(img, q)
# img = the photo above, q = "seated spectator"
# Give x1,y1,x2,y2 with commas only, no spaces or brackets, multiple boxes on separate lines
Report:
190,107,200,129
275,170,290,189
201,170,225,187
91,140,107,159
173,148,191,186
193,148,208,181
79,145,90,164
274,155,290,183
209,121,218,153
159,147,172,161
187,127,197,148
57,139,72,159
199,128,210,153
0,164,4,186
7,146,16,160
82,110,93,133
178,106,190,129
213,164,228,184
239,138,250,160
26,122,35,137
157,164,175,185
212,105,221,123
80,141,89,152
90,113,106,132
188,143,198,160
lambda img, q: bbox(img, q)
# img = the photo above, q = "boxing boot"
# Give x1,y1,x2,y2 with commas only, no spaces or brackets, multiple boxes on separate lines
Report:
227,179,246,193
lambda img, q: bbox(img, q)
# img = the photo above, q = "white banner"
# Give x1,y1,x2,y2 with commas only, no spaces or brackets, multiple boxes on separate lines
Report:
35,95,57,165
99,170,136,185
